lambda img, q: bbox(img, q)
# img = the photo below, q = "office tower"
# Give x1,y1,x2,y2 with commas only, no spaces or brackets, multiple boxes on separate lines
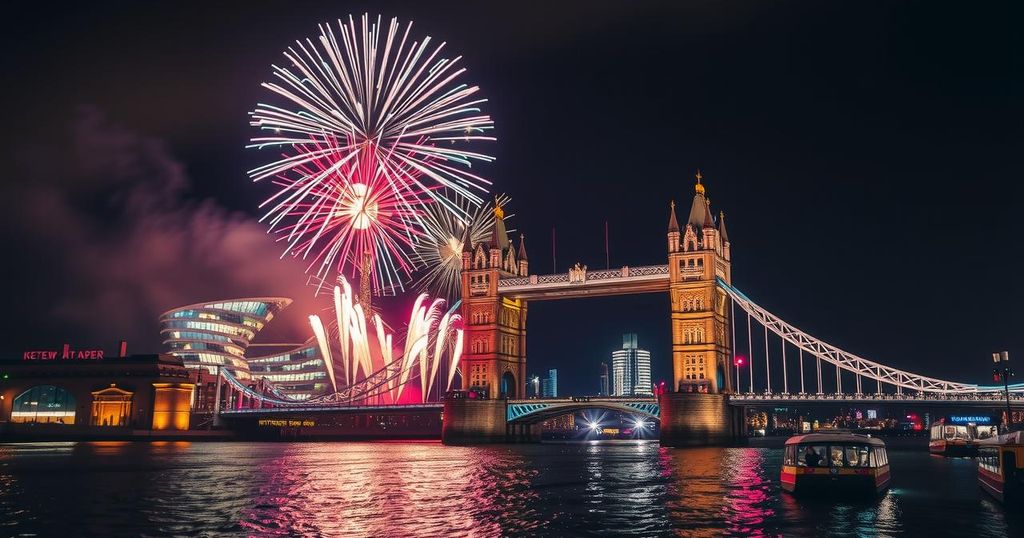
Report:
611,333,652,396
599,362,609,396
541,368,558,398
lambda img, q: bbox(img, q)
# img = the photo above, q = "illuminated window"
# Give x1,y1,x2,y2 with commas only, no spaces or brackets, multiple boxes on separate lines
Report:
11,385,77,425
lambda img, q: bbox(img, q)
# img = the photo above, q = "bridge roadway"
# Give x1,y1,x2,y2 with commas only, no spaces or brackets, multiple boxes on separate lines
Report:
218,403,443,417
220,392,1024,421
729,392,1024,407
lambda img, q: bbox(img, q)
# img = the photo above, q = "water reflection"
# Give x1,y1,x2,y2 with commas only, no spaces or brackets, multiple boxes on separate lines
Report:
1,441,1023,536
239,442,544,536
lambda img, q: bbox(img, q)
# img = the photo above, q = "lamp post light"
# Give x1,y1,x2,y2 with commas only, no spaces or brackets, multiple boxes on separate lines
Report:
734,356,745,394
992,351,1013,429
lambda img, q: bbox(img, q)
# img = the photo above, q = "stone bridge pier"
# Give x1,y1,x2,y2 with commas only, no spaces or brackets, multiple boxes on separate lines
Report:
658,392,743,447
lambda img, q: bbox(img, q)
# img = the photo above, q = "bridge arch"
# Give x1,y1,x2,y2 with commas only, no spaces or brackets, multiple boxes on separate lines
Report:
500,371,516,399
506,399,660,425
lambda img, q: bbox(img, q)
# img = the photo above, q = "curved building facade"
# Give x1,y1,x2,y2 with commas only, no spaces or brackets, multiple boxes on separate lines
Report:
159,298,292,381
248,339,329,401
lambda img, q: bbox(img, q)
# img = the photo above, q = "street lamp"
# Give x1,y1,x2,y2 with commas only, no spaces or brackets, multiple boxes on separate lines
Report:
992,351,1013,429
734,356,746,394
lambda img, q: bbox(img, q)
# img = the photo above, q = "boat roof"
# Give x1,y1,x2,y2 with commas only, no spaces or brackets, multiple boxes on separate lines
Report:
785,431,886,447
976,430,1023,446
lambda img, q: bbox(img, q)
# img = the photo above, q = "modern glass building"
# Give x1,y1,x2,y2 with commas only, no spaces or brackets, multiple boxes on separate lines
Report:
159,298,292,381
541,369,558,398
611,333,653,396
247,339,329,401
160,297,334,400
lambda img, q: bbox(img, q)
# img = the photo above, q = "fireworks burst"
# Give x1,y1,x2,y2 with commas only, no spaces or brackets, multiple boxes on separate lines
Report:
308,275,464,404
248,13,495,295
411,194,511,299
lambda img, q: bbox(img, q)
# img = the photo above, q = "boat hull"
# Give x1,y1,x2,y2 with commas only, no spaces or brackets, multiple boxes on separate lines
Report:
978,467,1005,503
929,439,976,457
782,465,890,496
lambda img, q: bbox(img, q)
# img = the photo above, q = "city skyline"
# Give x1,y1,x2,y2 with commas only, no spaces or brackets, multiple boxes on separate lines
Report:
2,4,1023,535
1,2,1021,397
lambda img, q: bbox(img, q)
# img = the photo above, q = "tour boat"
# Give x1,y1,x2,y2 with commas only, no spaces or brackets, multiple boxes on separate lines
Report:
781,431,890,495
928,415,999,456
977,430,1024,503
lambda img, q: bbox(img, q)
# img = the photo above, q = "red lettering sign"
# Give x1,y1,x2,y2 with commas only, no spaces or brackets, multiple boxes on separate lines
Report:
23,344,105,361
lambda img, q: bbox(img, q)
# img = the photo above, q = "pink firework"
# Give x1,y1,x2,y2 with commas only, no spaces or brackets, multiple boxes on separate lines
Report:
265,138,424,293
248,13,495,295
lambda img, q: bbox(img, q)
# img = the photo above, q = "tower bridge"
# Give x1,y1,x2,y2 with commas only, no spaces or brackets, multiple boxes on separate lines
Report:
213,172,1021,446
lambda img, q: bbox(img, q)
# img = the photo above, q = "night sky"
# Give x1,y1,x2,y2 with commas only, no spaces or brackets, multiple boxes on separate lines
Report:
1,1,1021,395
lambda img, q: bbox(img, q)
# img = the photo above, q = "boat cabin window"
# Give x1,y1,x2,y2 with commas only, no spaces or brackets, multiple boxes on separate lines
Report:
978,447,1000,474
944,425,970,441
875,446,888,466
783,445,795,465
793,443,884,468
974,425,998,440
795,445,827,467
844,446,871,467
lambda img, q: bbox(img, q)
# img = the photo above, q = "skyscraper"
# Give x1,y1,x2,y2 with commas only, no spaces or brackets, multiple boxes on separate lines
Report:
611,333,652,396
599,362,609,396
541,368,558,398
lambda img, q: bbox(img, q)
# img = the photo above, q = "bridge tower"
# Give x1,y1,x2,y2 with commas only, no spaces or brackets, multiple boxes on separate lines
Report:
459,203,529,399
667,171,733,394
661,172,741,447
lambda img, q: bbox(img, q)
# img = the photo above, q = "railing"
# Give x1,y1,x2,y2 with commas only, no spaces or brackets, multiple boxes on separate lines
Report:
536,273,569,284
498,264,669,289
506,397,660,422
508,396,657,403
729,392,1024,402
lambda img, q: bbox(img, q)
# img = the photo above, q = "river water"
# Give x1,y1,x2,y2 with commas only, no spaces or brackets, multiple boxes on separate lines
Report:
0,440,1020,537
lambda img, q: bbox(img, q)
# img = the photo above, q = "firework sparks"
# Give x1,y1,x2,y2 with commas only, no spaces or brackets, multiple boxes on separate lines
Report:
248,13,495,295
412,194,511,299
308,275,463,404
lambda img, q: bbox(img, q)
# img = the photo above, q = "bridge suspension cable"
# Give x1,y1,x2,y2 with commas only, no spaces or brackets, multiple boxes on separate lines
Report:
719,278,979,394
746,311,754,393
782,339,788,394
764,324,771,393
798,348,804,394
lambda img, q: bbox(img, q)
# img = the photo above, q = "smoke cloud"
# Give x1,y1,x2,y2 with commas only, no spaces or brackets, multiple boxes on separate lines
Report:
1,107,323,354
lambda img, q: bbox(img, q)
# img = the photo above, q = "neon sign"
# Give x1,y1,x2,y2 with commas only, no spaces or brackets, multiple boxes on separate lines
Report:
949,415,992,424
258,419,315,427
23,344,105,361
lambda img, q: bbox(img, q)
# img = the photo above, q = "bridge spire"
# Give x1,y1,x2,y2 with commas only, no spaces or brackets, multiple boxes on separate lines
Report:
687,170,710,229
718,211,730,243
461,223,473,254
516,233,529,275
667,200,679,232
489,197,509,249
